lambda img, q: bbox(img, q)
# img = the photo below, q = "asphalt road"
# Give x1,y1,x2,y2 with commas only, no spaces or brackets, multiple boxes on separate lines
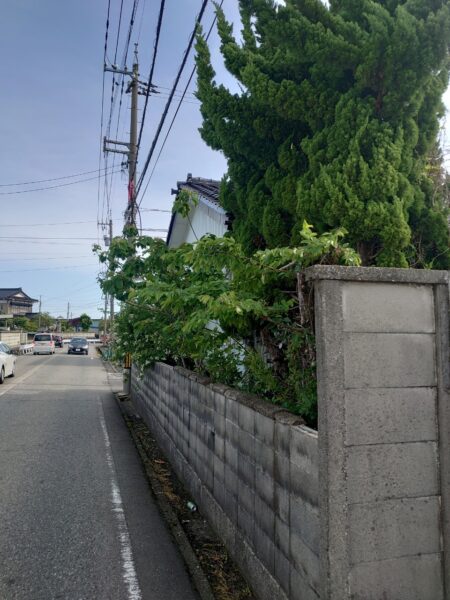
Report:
0,346,199,600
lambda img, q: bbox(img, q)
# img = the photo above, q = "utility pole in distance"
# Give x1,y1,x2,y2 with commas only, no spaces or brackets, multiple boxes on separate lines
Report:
104,44,146,230
109,218,114,328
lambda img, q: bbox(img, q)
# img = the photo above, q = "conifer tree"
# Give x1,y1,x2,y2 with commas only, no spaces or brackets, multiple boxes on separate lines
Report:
195,0,450,267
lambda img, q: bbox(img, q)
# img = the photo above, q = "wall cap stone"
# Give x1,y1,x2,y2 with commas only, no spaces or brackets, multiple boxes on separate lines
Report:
305,265,448,285
155,362,312,427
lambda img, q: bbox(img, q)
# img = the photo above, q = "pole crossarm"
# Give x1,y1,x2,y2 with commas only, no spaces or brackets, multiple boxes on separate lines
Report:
103,44,141,230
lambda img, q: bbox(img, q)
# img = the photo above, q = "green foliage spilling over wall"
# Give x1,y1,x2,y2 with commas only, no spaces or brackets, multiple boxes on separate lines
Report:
96,225,360,426
195,0,450,267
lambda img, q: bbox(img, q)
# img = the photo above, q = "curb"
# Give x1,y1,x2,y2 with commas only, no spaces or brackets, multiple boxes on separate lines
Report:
115,395,216,600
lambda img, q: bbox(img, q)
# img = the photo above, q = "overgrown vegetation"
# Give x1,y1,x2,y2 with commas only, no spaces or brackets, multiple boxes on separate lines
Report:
96,223,360,426
195,0,450,267
97,0,450,425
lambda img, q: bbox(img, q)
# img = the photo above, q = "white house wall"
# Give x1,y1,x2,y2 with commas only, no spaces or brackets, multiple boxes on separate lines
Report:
185,202,227,243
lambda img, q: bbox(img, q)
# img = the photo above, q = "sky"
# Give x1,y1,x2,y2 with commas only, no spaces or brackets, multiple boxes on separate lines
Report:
0,0,240,319
1,1,449,320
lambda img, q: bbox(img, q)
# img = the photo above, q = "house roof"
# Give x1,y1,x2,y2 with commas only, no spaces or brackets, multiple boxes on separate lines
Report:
167,174,225,247
0,288,38,303
177,175,221,207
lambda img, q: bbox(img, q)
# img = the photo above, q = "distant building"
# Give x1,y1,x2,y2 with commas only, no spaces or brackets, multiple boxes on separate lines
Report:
167,174,231,248
0,288,38,316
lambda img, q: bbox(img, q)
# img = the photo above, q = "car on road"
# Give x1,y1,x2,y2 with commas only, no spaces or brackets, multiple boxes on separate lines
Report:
68,337,89,355
0,342,16,383
53,335,63,348
33,333,55,355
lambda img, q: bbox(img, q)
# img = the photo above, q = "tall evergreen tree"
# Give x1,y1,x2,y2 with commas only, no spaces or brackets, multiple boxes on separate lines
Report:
195,0,450,267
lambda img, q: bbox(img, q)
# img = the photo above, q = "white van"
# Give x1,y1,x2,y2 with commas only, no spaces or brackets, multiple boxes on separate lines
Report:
33,333,55,355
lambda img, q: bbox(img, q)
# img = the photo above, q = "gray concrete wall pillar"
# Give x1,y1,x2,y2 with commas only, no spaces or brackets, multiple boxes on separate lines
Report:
306,266,450,600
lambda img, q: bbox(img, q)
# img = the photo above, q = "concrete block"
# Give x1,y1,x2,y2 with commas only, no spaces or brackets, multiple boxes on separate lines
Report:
234,534,289,600
349,553,444,600
254,413,275,447
224,488,238,525
224,442,238,472
213,390,226,416
214,432,225,462
239,402,255,433
238,453,255,490
290,460,319,508
274,481,290,524
226,420,239,448
213,409,226,437
274,419,291,458
255,466,275,507
346,441,439,503
290,568,320,600
274,451,290,487
275,515,290,559
290,496,320,555
348,496,441,565
238,429,255,459
211,502,236,555
274,547,290,597
289,529,320,592
237,503,255,544
226,397,239,424
254,523,276,574
254,439,274,475
254,494,275,538
344,332,436,388
345,388,437,446
213,475,226,508
290,426,318,469
239,481,255,517
342,282,434,333
224,464,238,497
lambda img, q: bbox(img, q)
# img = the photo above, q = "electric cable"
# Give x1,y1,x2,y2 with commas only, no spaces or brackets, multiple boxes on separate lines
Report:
135,0,166,166
0,171,123,195
98,0,111,230
0,166,115,187
136,0,209,197
138,2,223,207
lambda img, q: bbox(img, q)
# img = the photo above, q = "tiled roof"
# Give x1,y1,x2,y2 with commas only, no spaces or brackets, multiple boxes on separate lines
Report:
0,288,22,300
0,288,37,302
177,175,221,207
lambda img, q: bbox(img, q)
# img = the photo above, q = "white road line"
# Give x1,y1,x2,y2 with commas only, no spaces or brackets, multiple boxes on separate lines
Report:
100,410,142,600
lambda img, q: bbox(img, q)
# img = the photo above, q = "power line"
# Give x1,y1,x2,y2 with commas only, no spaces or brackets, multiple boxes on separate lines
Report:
0,211,171,228
0,234,167,240
136,0,209,197
0,264,98,274
0,166,116,187
138,2,222,206
98,0,111,228
0,170,123,195
136,0,166,167
0,256,92,262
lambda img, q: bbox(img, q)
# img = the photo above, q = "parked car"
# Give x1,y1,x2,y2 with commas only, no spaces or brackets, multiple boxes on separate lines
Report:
68,338,89,355
0,342,16,383
33,333,55,355
53,335,63,348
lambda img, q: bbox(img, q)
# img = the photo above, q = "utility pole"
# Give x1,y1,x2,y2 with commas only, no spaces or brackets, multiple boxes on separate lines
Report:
66,302,70,321
104,44,145,230
38,295,42,330
103,294,108,337
109,218,114,328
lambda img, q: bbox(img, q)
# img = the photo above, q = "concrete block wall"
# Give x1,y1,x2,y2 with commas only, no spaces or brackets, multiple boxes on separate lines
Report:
306,266,450,600
132,364,320,600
